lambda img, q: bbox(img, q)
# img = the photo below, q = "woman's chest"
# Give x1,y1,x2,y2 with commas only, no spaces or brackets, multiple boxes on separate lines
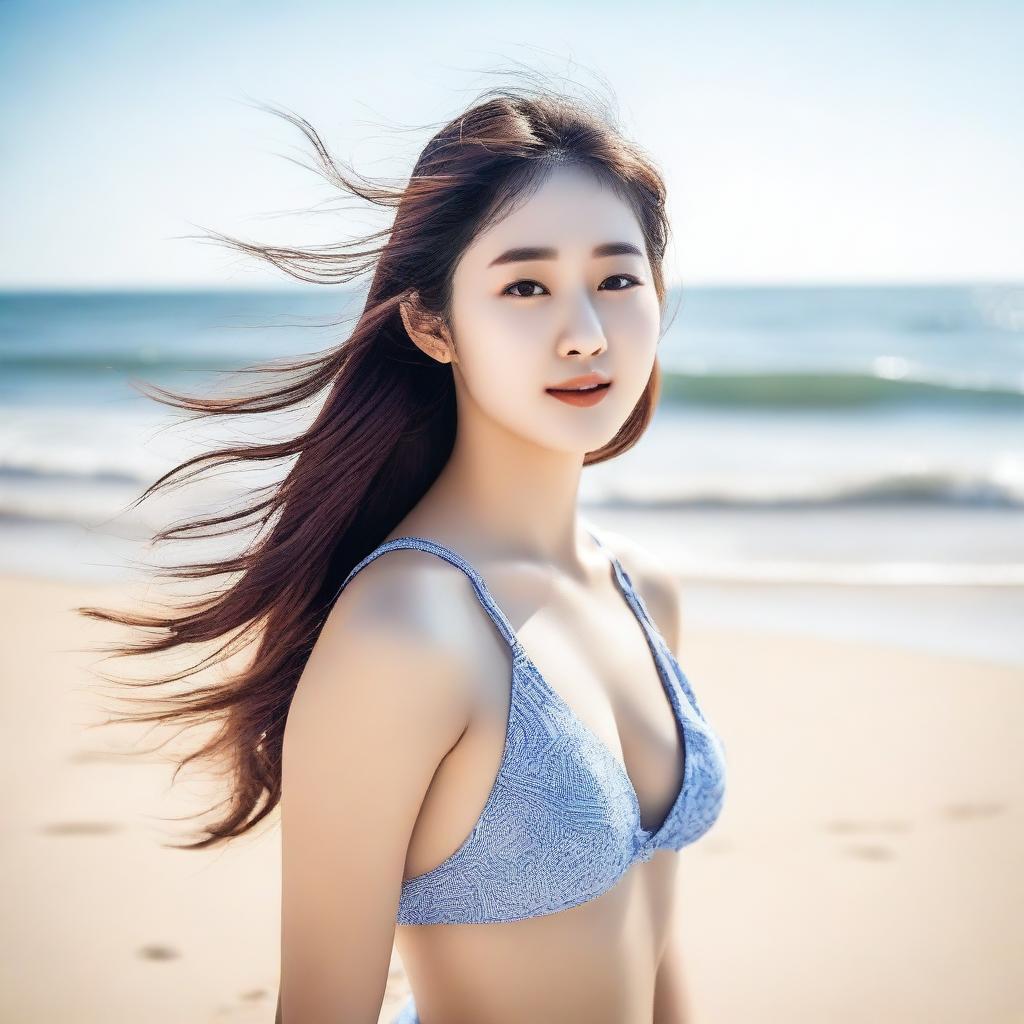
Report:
404,582,686,883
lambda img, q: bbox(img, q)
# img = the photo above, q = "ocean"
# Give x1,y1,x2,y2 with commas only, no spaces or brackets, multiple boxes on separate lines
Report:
2,283,1021,662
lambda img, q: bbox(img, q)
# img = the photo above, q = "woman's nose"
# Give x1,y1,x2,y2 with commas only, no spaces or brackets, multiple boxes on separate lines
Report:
557,291,607,356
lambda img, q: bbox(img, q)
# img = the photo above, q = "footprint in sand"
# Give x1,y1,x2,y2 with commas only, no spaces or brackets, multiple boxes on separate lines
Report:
209,990,269,1018
824,820,909,860
68,749,162,765
824,819,867,834
39,821,122,836
943,800,1007,820
823,819,910,835
843,843,895,860
68,750,127,764
138,943,180,961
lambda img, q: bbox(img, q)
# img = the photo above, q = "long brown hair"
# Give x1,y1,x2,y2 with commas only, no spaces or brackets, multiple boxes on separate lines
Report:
77,73,672,850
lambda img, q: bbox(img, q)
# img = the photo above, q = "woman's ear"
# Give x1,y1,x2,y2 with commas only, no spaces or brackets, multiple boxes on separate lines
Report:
399,292,455,364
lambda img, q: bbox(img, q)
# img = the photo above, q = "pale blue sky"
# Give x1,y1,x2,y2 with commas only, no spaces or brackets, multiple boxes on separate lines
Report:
1,0,1020,288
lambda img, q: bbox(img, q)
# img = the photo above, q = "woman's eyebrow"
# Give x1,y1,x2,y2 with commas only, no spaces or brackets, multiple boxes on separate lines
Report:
487,241,643,267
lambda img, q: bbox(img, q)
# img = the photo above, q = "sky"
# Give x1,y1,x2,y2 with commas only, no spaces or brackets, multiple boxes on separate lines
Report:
0,0,1021,289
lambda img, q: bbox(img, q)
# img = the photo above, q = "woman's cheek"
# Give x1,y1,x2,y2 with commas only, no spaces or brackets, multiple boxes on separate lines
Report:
451,317,541,412
477,329,548,411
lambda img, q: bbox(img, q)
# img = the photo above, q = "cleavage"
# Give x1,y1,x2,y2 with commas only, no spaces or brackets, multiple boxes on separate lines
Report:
514,581,686,837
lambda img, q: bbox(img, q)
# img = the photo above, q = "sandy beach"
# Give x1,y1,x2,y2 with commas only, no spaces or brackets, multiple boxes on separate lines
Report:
1,572,1020,1024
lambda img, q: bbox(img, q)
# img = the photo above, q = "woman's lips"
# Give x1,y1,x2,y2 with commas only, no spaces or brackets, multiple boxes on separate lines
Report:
544,382,612,407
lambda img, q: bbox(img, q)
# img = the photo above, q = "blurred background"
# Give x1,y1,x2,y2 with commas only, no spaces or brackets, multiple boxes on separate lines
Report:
1,2,1021,1023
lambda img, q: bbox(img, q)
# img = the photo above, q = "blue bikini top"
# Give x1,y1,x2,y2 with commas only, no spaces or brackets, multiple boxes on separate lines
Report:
331,525,728,926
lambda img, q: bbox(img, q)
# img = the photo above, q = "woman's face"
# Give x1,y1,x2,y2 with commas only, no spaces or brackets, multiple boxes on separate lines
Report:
446,163,662,455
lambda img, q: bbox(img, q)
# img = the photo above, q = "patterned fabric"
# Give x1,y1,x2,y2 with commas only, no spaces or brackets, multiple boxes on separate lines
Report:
331,524,728,938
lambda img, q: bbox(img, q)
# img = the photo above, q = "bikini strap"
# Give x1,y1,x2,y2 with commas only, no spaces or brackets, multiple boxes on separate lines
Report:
583,519,634,588
583,521,659,634
332,526,644,655
329,536,523,653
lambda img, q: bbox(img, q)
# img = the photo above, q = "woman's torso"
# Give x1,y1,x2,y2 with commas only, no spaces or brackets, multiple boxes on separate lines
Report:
334,519,726,1024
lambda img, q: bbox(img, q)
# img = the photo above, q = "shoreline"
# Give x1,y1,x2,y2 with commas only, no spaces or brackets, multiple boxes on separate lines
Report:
6,564,1020,669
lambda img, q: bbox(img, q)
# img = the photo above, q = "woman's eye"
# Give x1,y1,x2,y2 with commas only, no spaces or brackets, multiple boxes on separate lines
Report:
599,274,641,291
503,280,547,298
502,275,641,298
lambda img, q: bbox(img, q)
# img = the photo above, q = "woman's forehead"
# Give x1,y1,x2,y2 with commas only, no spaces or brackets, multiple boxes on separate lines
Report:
463,167,644,268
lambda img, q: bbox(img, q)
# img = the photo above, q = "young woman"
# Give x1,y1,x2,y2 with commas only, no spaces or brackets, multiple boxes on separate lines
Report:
83,79,727,1024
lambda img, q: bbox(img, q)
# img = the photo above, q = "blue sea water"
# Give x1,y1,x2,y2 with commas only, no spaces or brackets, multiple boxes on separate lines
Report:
1,283,1022,656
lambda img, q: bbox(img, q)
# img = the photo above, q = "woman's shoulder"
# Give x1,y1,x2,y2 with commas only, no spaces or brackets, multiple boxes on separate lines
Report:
313,542,488,708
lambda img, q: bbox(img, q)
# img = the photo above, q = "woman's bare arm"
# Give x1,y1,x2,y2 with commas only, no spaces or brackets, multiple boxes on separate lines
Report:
653,904,692,1024
276,575,475,1023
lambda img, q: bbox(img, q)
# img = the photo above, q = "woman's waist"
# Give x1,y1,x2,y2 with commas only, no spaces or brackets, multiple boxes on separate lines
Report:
393,915,662,1023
